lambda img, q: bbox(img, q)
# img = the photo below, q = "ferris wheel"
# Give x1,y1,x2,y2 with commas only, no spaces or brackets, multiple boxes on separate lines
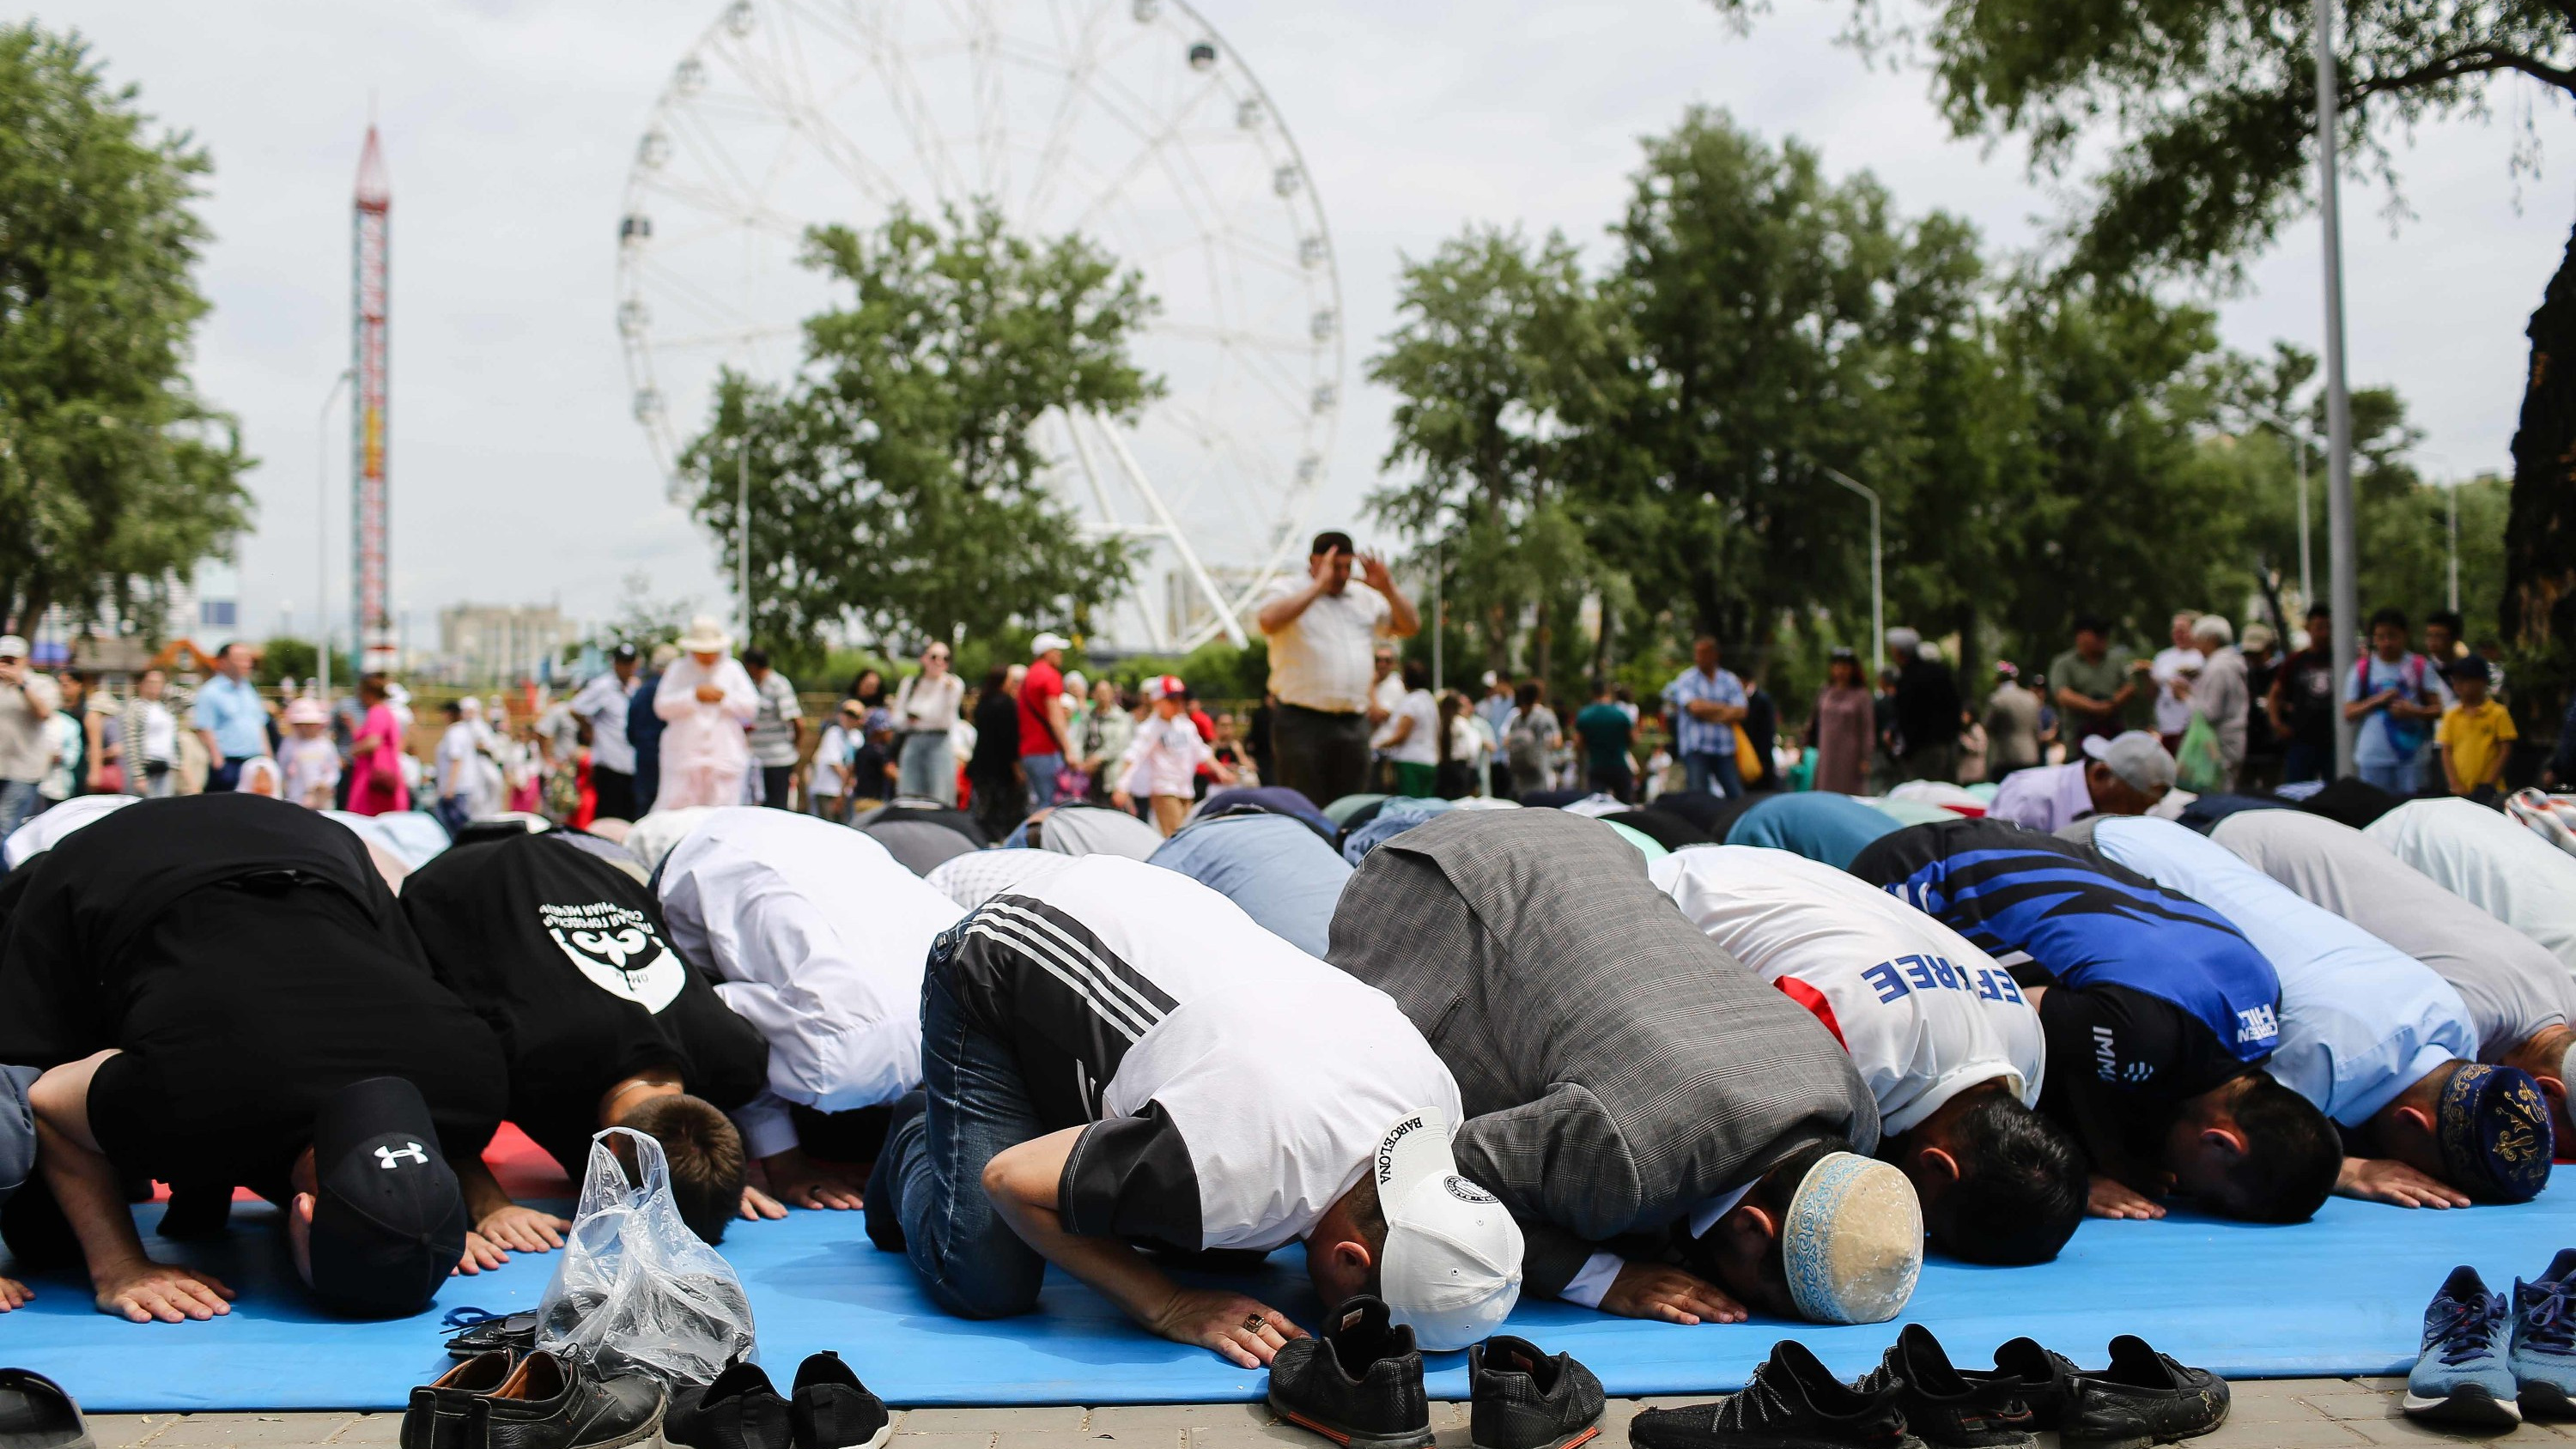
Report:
616,0,1346,650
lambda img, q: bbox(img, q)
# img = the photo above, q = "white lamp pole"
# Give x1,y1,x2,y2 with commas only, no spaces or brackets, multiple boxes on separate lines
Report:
2316,0,2360,778
317,367,354,700
1820,466,1884,661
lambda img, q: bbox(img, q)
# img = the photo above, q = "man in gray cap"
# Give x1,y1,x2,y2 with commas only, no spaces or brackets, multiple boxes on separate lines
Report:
1989,729,2174,834
1330,809,1921,1327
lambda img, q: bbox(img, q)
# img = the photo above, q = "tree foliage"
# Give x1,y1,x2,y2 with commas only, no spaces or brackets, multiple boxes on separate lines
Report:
0,23,252,639
681,202,1155,659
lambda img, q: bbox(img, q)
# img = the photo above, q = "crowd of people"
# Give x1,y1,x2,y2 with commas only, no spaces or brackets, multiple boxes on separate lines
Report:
2,534,2574,1387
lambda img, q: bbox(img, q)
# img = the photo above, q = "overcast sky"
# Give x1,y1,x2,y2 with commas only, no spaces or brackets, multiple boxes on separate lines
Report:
46,0,2576,645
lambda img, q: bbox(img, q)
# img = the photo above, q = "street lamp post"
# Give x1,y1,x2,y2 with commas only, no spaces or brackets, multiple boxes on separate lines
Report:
2250,406,2315,609
1819,466,1884,663
318,367,354,700
2316,0,2360,777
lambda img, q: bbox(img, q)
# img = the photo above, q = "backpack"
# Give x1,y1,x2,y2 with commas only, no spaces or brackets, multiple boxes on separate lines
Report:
1504,715,1546,779
2350,653,2432,757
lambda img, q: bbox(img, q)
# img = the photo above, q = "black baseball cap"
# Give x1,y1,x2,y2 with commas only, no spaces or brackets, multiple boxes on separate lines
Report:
1311,530,1354,556
2445,655,2492,682
307,1076,466,1317
611,643,639,663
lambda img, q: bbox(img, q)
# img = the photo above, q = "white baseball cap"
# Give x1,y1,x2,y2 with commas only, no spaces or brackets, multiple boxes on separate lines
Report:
1374,1107,1522,1350
0,635,24,659
1030,632,1072,656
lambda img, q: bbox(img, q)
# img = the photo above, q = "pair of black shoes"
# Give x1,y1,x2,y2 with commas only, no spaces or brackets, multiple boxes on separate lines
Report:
1630,1326,2227,1449
1265,1296,1604,1449
665,1353,891,1449
401,1350,665,1449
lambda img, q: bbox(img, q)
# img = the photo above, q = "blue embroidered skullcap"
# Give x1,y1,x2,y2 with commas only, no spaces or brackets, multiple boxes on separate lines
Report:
1781,1151,1922,1325
2436,1064,2554,1204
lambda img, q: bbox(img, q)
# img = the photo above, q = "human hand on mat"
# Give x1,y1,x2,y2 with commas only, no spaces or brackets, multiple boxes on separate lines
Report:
2336,1156,2470,1209
94,1258,234,1323
2087,1175,2166,1220
1152,1287,1304,1367
738,1183,790,1222
454,1231,513,1275
759,1148,866,1210
0,1275,30,1311
477,1203,569,1253
1600,1262,1746,1325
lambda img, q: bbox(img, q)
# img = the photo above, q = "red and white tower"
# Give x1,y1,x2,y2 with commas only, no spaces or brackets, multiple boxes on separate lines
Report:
351,127,395,672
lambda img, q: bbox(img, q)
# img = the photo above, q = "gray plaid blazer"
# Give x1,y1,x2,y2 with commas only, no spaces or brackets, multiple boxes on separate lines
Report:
1328,809,1880,1296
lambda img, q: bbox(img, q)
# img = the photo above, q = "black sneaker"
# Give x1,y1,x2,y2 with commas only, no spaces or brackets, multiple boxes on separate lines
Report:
1858,1326,2037,1448
1467,1336,1605,1449
1957,1338,2081,1429
665,1360,790,1449
469,1350,667,1449
2059,1337,2229,1449
445,1311,539,1360
1266,1295,1433,1448
791,1352,891,1449
1630,1339,1923,1449
0,1367,92,1449
402,1349,518,1449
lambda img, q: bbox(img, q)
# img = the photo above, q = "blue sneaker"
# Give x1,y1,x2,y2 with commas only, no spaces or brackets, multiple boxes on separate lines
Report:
2514,1248,2576,1419
2406,1265,2521,1428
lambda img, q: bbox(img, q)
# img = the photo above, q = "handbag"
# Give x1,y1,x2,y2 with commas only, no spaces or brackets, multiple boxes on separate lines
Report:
1731,721,1762,782
2175,713,2228,794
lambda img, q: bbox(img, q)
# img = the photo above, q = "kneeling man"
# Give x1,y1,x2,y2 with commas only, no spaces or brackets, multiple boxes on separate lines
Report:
1651,846,2080,1264
866,856,1521,1365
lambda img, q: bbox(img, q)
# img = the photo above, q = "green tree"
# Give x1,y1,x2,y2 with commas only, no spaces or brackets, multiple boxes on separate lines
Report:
253,635,318,687
681,202,1154,658
0,24,252,638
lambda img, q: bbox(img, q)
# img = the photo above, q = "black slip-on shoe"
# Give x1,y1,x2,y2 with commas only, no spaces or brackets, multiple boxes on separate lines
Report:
0,1367,94,1449
1467,1336,1605,1449
1857,1325,2037,1448
791,1352,891,1449
446,1312,540,1360
469,1350,667,1449
1266,1295,1433,1448
403,1349,519,1449
1629,1339,1924,1449
1957,1337,2081,1430
2058,1337,2229,1449
665,1360,790,1449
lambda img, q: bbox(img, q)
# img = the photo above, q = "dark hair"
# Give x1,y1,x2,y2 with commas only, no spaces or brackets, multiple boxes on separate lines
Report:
442,700,463,718
1515,682,1540,710
1592,677,1615,699
741,646,770,669
2215,1071,2342,1224
2071,615,2110,637
1311,530,1354,557
621,1094,746,1245
2369,606,2409,634
848,668,885,705
1931,1094,2085,1265
2427,609,2464,637
2306,603,2331,621
982,664,1012,693
359,671,388,704
1401,659,1428,692
1437,691,1462,764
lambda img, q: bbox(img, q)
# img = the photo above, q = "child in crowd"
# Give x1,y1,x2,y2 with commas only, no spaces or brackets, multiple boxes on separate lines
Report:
1112,675,1235,834
811,700,860,822
2439,655,2516,805
277,698,342,809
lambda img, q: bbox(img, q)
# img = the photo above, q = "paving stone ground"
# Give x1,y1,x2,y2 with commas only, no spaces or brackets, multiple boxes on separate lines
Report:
69,1377,2576,1448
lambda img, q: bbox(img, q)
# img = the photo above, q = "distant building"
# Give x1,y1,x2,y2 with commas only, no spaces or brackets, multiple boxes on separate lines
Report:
437,603,576,685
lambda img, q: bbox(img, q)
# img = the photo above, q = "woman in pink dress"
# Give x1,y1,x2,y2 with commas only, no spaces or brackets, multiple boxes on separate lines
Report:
346,672,410,815
1804,646,1877,795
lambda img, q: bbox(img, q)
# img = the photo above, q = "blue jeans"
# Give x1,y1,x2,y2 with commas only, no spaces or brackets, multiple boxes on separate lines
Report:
0,780,40,841
1682,749,1743,799
1023,752,1066,814
2281,740,2331,785
2359,759,2425,797
872,961,1048,1319
898,731,957,804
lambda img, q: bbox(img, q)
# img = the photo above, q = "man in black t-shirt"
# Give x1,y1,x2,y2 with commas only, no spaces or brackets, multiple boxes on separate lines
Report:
0,795,507,1321
399,830,769,1245
2269,605,2338,785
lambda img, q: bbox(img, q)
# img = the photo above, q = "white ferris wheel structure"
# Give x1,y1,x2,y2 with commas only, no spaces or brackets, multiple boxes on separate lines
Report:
616,0,1346,650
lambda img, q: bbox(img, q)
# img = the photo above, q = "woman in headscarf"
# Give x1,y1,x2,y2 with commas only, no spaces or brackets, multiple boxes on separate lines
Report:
346,672,410,816
652,615,759,811
1804,646,1875,796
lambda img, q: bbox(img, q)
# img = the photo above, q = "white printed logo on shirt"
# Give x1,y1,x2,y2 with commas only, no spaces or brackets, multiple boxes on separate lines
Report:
541,900,683,1013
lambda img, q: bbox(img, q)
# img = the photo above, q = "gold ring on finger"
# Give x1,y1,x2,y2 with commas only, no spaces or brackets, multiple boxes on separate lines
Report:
1242,1313,1267,1333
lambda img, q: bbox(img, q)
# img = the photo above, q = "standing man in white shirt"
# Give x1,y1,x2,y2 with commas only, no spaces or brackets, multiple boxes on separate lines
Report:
1255,530,1419,808
568,645,641,821
741,647,805,810
2150,610,2206,753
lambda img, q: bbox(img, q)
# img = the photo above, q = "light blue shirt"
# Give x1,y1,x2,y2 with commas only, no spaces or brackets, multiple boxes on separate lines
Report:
193,674,269,760
1147,813,1352,959
1662,665,1747,759
2090,815,2475,1126
2342,653,2433,767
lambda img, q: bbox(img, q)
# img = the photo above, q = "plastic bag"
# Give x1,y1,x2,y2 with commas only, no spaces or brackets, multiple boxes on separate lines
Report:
537,1126,756,1388
2174,713,2228,795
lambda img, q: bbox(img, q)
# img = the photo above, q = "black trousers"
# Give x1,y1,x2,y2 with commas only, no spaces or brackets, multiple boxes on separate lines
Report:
1271,705,1371,807
591,767,635,822
761,765,795,810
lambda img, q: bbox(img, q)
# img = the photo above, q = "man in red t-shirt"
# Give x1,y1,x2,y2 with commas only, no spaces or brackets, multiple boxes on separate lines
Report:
1018,633,1077,812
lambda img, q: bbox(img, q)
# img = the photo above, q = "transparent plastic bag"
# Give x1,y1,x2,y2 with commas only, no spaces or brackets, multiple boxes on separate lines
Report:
536,1126,756,1387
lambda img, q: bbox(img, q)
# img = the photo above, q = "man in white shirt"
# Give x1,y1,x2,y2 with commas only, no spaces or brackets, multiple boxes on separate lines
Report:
568,645,641,821
652,807,965,1213
866,856,1520,1364
1652,846,2078,1265
2368,797,2576,976
1256,530,1419,808
2150,611,2206,749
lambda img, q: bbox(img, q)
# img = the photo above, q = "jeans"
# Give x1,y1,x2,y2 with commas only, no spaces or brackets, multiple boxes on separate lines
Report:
898,731,957,804
0,779,42,840
2280,741,2330,785
1588,761,1635,803
208,757,255,793
760,765,795,809
1023,752,1066,815
1273,705,1372,807
869,962,1049,1319
2360,759,2426,797
1681,749,1743,799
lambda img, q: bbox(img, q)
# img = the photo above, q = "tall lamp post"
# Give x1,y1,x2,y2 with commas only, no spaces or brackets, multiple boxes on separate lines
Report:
2316,0,2360,777
317,367,354,699
1819,465,1884,662
2249,405,2315,609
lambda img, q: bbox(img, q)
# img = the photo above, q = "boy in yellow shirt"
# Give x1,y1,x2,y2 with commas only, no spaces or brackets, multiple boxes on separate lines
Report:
2438,656,2516,804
